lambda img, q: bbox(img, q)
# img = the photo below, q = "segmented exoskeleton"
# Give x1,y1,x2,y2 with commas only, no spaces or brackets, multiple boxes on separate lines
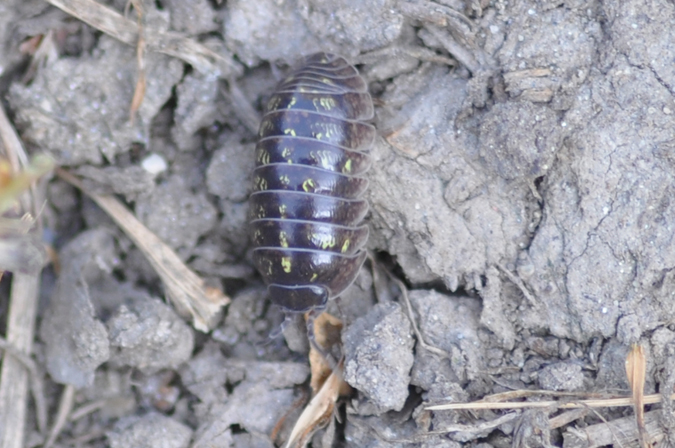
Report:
250,53,375,321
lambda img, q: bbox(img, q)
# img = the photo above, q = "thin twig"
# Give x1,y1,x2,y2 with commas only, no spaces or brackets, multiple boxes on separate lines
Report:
390,275,452,359
0,337,48,435
424,24,480,74
43,385,75,448
563,408,667,448
69,399,108,421
128,0,146,124
56,168,230,331
428,412,519,435
44,0,242,77
224,80,261,135
494,262,538,307
0,100,45,448
427,391,675,411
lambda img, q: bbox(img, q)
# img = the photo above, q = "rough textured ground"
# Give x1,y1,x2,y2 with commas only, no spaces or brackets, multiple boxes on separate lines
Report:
1,0,675,446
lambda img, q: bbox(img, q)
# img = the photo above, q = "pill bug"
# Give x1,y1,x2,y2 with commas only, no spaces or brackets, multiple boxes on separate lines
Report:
250,52,375,318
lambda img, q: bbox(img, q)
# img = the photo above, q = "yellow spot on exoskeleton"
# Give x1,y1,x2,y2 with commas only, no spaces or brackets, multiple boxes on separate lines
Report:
287,96,297,108
267,96,281,111
284,128,296,137
315,150,332,170
255,176,268,190
279,175,290,185
343,159,353,173
316,133,323,140
313,97,336,112
322,97,335,110
318,235,336,250
341,239,351,253
260,120,273,132
253,230,262,241
281,257,292,273
279,204,287,218
257,150,270,165
310,273,318,282
279,231,289,248
282,147,291,158
302,178,316,192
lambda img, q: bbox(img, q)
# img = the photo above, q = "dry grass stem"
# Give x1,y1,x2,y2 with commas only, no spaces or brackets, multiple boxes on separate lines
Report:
427,391,675,411
626,344,650,448
0,275,43,448
495,261,538,307
423,24,480,74
283,360,345,448
391,275,452,359
225,80,262,135
563,408,665,448
56,168,230,332
428,412,519,435
0,101,48,448
45,0,242,77
0,336,48,434
128,0,146,123
43,385,75,448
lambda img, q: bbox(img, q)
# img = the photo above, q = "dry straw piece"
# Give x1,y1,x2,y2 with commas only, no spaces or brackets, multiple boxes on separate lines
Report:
45,0,242,77
0,103,51,448
57,169,230,332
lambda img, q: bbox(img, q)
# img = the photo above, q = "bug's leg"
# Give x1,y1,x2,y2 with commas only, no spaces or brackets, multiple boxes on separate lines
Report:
306,309,337,371
270,312,294,340
334,296,346,321
256,312,294,348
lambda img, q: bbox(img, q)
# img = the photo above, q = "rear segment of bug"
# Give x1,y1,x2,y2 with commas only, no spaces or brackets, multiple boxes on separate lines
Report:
250,53,375,315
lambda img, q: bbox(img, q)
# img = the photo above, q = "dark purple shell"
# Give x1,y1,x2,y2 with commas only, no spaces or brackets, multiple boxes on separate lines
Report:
250,53,375,313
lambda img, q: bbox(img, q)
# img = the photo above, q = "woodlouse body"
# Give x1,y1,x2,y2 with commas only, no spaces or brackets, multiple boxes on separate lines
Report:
250,53,375,314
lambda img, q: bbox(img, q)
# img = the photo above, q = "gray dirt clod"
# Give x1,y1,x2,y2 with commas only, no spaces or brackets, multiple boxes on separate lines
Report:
172,72,220,152
190,359,308,446
477,100,564,181
211,287,269,354
178,341,229,406
216,200,252,258
75,165,156,202
408,290,484,385
536,362,584,391
523,57,675,342
107,412,193,448
223,0,320,67
79,370,137,420
8,36,182,165
107,296,195,375
512,409,552,448
299,0,405,53
39,229,116,388
370,66,535,290
163,0,219,35
342,301,415,414
595,340,631,391
134,175,218,256
497,3,598,108
232,433,275,448
206,140,255,203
